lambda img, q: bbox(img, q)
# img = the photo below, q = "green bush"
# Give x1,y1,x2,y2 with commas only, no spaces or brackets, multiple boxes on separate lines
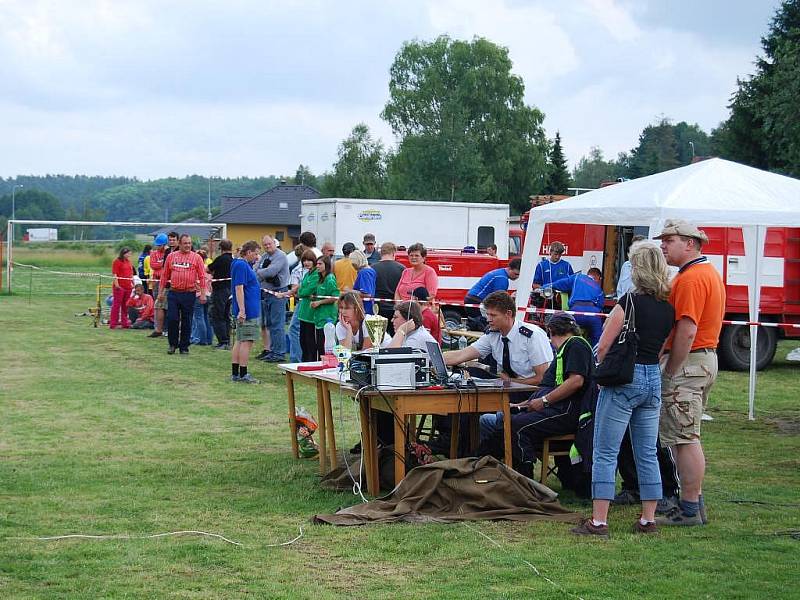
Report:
115,238,143,253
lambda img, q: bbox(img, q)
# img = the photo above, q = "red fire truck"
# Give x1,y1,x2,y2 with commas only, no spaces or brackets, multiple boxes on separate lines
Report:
515,211,800,370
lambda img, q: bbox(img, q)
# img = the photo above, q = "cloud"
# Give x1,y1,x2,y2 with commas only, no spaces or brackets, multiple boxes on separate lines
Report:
0,0,779,179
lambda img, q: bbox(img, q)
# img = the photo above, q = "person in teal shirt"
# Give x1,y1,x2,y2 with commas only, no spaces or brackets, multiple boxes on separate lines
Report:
297,253,339,361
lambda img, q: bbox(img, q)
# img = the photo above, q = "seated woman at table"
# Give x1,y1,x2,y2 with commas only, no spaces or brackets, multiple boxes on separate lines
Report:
386,301,437,351
335,291,390,351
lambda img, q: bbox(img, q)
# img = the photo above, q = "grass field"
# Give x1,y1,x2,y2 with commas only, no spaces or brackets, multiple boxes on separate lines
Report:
1,263,799,599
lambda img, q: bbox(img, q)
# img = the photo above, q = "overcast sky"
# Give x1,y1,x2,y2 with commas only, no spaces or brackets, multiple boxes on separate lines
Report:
0,0,782,180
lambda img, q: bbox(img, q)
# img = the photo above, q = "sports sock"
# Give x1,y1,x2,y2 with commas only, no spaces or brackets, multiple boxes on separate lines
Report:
232,363,239,377
239,365,248,378
679,499,700,516
591,519,607,527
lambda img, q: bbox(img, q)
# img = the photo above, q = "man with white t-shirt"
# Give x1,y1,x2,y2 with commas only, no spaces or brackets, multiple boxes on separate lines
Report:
444,291,553,440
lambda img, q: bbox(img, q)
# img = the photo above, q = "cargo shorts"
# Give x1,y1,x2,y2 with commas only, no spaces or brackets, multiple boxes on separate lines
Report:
154,287,169,310
659,350,718,446
234,318,260,343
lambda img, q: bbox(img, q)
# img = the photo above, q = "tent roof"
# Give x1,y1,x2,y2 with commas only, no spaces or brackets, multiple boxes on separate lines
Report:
529,158,800,227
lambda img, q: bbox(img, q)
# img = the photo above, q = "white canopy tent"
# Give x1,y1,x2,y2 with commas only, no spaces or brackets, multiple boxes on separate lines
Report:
516,158,800,420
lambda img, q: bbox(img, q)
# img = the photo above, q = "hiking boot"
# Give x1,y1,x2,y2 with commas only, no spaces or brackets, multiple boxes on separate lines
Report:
613,490,640,505
238,373,261,384
633,520,658,534
655,506,704,527
656,494,679,515
255,350,269,360
230,375,241,382
148,331,162,338
265,354,286,363
570,518,609,539
167,346,177,355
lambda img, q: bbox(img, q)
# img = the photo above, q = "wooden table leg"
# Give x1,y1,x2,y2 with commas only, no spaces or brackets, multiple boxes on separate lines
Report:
315,379,327,475
449,414,461,459
394,412,406,487
323,382,337,470
502,396,513,468
285,373,299,459
358,395,376,496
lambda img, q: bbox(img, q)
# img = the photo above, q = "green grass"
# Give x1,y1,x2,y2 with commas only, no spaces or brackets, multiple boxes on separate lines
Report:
1,266,799,599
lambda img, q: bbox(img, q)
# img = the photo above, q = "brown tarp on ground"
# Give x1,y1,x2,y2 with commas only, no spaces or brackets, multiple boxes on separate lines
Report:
313,455,581,526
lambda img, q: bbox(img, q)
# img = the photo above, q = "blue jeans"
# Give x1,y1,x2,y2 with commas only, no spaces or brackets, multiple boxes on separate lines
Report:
262,291,288,357
190,298,213,345
288,309,301,363
592,363,662,501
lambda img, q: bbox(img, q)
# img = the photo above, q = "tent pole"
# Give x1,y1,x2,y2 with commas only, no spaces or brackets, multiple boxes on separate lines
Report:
746,225,765,421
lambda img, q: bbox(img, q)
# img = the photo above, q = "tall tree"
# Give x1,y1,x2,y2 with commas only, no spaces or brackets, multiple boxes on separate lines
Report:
381,36,548,213
543,132,571,194
712,0,800,176
571,147,620,189
293,164,319,188
325,124,388,198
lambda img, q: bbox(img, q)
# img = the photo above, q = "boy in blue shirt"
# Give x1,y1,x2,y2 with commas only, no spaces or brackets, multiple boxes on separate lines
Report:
532,241,574,290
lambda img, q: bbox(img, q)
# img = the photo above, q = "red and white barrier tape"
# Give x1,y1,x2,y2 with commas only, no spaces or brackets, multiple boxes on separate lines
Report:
12,262,800,329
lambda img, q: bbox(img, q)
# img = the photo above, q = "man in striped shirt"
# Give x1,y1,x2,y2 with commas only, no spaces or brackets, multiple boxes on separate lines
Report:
158,234,207,354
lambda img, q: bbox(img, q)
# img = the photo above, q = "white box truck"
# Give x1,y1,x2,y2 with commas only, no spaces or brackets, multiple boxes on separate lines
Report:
300,198,511,259
26,228,58,242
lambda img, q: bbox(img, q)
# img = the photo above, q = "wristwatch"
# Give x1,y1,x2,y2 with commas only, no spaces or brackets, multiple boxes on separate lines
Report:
541,396,550,407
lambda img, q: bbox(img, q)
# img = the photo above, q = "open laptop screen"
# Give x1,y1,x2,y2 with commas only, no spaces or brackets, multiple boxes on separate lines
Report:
426,341,449,383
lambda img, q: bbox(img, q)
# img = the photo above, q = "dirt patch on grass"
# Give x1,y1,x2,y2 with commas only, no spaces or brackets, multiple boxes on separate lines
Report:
766,416,800,435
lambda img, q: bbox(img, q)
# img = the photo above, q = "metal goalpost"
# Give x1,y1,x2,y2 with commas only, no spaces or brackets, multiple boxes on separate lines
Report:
5,219,227,294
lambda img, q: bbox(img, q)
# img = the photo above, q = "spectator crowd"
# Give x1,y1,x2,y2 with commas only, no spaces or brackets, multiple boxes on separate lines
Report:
110,219,723,536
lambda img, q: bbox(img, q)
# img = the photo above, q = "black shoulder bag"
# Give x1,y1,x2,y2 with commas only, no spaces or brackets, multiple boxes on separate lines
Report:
594,293,638,386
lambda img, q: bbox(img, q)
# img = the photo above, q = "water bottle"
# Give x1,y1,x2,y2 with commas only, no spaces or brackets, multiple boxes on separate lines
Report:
323,320,336,354
458,335,468,351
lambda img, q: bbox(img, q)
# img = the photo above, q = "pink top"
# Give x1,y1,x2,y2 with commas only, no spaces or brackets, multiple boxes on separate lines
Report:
396,265,438,300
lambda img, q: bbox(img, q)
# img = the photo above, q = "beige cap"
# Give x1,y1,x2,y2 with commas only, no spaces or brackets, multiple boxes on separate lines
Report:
654,219,709,244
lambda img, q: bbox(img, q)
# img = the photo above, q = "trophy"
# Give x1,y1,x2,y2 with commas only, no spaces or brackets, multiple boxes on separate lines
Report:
364,314,388,348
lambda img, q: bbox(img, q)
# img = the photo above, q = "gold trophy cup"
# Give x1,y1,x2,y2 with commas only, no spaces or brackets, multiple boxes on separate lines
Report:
364,314,388,348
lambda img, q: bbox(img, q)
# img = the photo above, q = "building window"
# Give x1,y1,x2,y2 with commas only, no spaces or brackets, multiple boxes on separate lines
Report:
279,202,288,209
275,231,285,242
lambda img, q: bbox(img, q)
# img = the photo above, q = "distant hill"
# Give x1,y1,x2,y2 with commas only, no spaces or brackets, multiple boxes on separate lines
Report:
0,174,283,223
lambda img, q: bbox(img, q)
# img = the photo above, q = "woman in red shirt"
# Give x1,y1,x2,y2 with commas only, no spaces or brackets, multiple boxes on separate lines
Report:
110,247,135,329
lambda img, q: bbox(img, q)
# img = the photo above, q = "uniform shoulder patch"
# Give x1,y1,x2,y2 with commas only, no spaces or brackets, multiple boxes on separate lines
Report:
518,325,533,338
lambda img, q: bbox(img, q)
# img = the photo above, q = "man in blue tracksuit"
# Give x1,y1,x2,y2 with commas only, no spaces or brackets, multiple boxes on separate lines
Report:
463,258,521,327
544,267,604,346
532,241,574,290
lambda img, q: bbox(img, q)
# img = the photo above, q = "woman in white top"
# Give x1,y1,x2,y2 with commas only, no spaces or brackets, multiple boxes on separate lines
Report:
335,291,377,351
387,300,437,351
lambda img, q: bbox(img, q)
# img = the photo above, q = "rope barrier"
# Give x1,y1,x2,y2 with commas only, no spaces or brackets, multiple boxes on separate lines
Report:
12,261,800,329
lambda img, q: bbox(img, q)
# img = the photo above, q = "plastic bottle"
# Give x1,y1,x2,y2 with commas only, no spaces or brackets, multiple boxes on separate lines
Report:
458,335,468,350
323,320,336,354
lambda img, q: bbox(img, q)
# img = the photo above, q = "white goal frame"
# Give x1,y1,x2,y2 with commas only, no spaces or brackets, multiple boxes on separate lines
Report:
5,219,226,294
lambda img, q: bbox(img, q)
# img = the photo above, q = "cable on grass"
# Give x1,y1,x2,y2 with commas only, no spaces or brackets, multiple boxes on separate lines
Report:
265,526,304,547
461,521,585,600
10,530,242,546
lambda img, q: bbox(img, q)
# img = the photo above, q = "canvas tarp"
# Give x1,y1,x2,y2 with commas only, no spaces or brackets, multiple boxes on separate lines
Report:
313,455,580,526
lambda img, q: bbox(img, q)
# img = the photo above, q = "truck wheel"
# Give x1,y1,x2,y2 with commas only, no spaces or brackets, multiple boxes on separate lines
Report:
717,324,777,371
442,309,463,350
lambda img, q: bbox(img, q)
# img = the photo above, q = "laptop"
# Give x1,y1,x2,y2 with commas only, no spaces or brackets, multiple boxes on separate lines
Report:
425,341,503,388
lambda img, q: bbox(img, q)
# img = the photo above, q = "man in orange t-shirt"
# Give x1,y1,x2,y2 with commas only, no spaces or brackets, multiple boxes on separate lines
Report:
656,219,725,527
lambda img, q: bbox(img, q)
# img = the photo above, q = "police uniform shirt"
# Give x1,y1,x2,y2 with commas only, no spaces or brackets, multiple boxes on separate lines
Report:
471,320,553,379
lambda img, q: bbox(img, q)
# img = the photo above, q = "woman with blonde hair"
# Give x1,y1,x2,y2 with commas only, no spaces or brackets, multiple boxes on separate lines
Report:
335,291,385,351
573,241,675,538
349,249,377,316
